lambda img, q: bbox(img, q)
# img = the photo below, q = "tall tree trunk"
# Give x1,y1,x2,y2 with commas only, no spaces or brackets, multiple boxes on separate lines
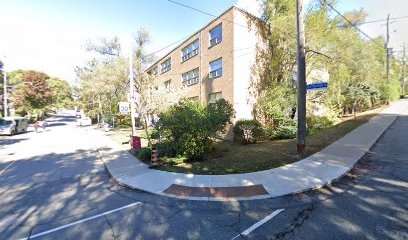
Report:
142,115,152,149
98,94,103,124
108,95,112,116
353,102,356,121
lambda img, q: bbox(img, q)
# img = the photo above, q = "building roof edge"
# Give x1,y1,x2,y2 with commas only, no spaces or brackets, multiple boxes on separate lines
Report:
146,5,262,71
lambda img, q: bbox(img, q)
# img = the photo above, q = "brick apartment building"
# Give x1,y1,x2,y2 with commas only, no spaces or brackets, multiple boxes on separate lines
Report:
146,6,264,139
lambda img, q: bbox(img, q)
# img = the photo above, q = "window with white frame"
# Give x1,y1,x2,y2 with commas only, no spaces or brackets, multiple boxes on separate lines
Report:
182,68,199,86
209,58,222,79
161,58,171,74
209,24,222,47
153,66,158,76
181,39,199,62
208,92,222,104
164,80,171,93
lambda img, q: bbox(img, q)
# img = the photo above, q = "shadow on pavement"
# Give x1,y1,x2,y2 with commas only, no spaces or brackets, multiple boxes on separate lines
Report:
0,138,29,149
0,147,265,240
270,115,408,240
0,113,407,240
46,122,67,127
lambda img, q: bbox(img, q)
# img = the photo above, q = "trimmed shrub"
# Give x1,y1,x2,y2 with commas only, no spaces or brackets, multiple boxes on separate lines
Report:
271,125,297,139
233,119,264,144
306,115,335,134
264,117,297,139
155,98,234,160
155,140,177,158
136,148,151,161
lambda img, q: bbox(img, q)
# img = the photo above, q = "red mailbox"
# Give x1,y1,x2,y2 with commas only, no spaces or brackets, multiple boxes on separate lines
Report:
130,136,141,150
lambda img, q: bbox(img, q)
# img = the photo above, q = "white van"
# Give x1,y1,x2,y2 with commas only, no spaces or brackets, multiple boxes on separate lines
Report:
0,117,29,135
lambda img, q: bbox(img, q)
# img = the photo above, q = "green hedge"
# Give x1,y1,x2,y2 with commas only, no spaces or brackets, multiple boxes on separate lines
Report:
233,119,264,144
136,148,151,161
155,98,234,161
306,115,335,134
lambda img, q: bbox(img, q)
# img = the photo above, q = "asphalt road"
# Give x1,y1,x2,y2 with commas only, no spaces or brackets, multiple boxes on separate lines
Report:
0,113,407,240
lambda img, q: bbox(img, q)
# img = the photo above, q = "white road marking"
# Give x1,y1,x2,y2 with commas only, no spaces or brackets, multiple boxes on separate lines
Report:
18,202,141,240
231,208,284,240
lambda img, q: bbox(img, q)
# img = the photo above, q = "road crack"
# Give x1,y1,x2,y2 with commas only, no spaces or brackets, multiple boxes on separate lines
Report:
26,227,34,239
271,205,314,240
105,215,120,239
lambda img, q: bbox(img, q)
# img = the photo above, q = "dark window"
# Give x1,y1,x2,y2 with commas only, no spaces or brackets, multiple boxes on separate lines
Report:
209,58,222,79
182,68,199,86
161,58,171,74
209,24,222,47
182,39,199,62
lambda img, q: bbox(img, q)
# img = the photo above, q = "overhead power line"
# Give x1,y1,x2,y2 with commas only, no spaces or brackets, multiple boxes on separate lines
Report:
168,0,217,18
144,34,190,59
322,0,383,47
360,15,408,25
167,0,261,32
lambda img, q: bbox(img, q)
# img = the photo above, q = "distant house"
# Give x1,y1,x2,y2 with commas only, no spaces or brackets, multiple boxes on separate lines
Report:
146,6,266,139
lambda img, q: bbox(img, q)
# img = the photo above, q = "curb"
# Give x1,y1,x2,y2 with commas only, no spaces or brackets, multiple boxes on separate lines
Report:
92,101,407,201
284,116,399,197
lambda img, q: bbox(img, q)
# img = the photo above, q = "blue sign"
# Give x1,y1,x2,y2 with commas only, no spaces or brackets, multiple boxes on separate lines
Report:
307,82,328,91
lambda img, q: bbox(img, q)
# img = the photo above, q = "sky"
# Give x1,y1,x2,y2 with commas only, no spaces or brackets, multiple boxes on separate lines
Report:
1,0,408,83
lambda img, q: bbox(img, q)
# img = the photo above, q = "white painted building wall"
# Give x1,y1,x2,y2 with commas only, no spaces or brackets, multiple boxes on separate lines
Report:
233,9,258,121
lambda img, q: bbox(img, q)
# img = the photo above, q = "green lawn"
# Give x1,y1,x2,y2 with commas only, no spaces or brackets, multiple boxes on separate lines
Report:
108,106,386,175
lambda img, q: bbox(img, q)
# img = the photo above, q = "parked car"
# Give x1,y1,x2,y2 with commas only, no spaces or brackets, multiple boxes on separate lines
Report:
76,117,92,126
0,117,28,135
75,110,81,118
102,123,113,132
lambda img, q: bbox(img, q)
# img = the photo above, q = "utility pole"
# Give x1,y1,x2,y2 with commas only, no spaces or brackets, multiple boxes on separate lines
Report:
129,48,137,137
403,42,406,94
386,14,390,82
2,56,7,117
296,0,306,154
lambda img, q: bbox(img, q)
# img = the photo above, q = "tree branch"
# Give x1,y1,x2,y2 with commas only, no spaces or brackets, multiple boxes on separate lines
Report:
306,49,333,60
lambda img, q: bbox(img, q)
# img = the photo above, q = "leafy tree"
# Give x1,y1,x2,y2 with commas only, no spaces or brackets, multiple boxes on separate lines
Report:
12,70,53,119
47,77,73,109
7,70,25,85
0,71,3,117
156,99,234,160
85,36,121,57
249,0,298,126
344,82,379,120
76,29,188,149
76,36,129,123
129,28,156,148
252,0,398,131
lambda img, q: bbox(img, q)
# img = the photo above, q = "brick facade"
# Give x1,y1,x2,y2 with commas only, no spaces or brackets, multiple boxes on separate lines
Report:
147,7,263,140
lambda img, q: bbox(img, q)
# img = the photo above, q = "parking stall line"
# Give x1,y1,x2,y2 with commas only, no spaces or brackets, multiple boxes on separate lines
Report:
0,160,17,176
231,208,285,240
18,202,141,240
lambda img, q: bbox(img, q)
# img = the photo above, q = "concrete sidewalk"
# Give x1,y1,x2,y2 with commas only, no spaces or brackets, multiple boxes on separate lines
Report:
90,99,408,201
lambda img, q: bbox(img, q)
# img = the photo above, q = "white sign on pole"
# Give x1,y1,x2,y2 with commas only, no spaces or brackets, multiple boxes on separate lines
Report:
119,102,130,115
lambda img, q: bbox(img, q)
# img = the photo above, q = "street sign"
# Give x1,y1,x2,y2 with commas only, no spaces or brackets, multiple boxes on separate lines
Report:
307,82,328,91
119,102,130,115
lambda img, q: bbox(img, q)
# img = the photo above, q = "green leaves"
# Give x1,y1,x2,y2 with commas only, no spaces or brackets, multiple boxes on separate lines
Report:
156,99,234,160
12,70,53,115
344,82,380,111
233,119,264,144
47,77,73,109
255,0,400,125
